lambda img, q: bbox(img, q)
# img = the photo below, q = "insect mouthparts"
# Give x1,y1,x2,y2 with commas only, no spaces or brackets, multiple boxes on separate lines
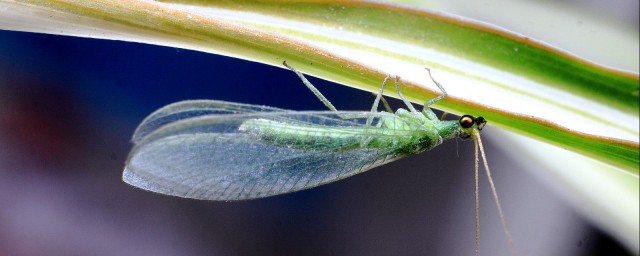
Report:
476,116,487,131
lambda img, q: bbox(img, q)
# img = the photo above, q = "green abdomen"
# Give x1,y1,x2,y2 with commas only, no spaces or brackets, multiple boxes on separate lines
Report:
238,118,442,154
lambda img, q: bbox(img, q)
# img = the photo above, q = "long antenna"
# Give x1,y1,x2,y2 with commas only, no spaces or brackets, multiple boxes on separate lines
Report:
474,132,480,256
474,132,517,256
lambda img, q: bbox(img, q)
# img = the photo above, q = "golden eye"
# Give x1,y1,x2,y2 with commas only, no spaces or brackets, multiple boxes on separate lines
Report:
460,115,474,128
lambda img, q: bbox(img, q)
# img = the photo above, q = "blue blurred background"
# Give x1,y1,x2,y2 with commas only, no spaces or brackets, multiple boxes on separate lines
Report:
0,30,632,255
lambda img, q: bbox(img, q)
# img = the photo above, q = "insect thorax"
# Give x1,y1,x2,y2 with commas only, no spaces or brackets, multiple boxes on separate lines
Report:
382,109,444,154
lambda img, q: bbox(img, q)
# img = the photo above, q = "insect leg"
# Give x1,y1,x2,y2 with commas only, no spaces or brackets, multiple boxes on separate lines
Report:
369,75,393,113
282,61,339,112
440,112,449,121
394,76,419,113
423,68,448,107
360,76,391,146
422,68,448,121
369,75,392,114
365,75,392,128
380,95,393,113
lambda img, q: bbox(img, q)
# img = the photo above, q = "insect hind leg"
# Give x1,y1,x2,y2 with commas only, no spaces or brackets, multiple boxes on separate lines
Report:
283,61,339,112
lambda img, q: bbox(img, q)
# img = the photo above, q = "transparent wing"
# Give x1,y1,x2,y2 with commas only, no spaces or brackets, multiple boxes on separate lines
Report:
132,100,286,143
124,132,399,200
124,110,423,200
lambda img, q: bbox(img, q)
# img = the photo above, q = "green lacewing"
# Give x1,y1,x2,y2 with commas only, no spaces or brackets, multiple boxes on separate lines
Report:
123,61,514,256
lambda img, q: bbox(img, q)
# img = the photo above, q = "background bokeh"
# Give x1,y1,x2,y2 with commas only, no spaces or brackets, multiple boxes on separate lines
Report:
0,17,634,256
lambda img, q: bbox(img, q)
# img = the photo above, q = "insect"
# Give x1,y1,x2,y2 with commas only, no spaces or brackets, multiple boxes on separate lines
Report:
123,61,514,255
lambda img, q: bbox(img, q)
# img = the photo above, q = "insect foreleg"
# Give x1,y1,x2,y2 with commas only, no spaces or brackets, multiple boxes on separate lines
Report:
421,68,448,121
440,112,449,121
423,68,448,108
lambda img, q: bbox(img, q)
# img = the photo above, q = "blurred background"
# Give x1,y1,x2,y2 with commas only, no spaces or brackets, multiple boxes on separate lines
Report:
0,1,636,255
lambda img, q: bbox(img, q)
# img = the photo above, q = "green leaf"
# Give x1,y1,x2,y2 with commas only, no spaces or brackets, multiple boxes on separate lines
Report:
1,0,636,174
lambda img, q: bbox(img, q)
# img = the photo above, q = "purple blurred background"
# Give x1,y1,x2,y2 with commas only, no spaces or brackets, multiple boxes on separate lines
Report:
0,30,632,255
